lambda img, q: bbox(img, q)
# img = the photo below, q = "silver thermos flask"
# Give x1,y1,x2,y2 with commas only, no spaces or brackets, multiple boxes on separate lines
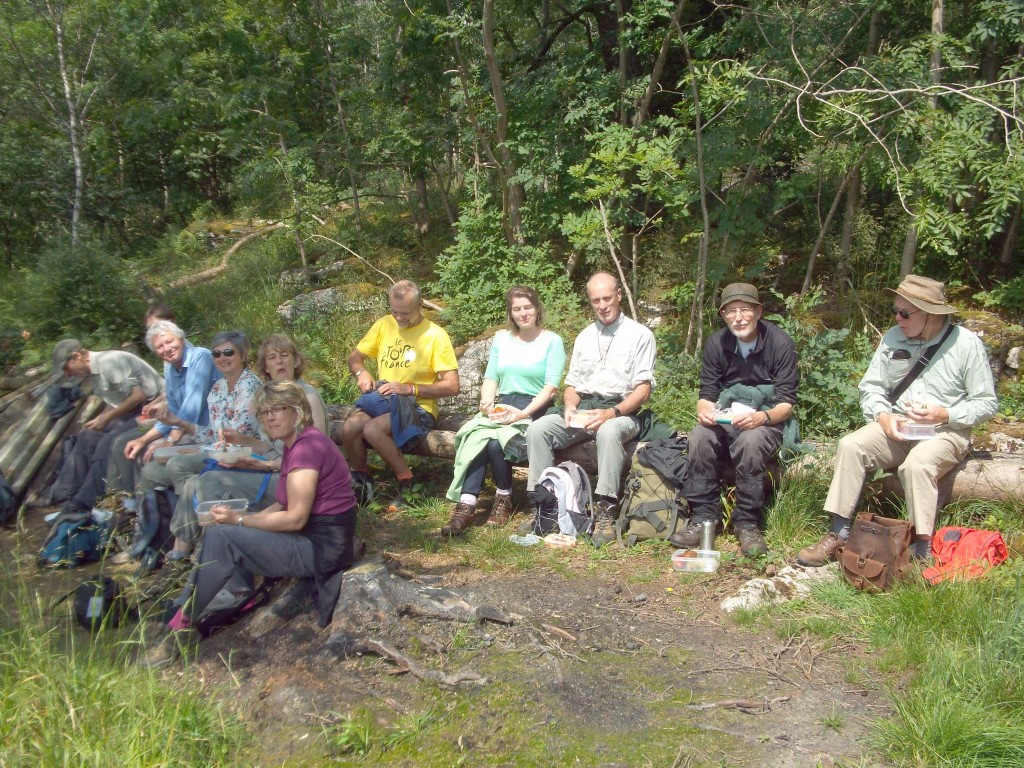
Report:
699,520,715,551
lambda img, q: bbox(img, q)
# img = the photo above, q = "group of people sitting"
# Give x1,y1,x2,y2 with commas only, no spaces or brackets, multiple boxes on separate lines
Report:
44,271,998,666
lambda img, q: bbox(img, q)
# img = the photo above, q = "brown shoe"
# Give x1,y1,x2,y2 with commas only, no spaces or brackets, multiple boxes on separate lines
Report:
668,520,704,549
486,495,515,526
735,526,768,557
797,532,842,567
441,502,477,536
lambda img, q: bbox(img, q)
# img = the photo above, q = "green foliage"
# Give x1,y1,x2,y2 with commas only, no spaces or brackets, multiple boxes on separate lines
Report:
0,566,241,766
975,279,1024,321
771,289,873,440
868,562,1024,766
432,204,580,343
996,377,1024,422
14,239,147,347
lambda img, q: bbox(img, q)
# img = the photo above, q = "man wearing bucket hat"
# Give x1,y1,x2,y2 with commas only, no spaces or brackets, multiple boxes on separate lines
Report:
671,283,799,556
798,275,997,566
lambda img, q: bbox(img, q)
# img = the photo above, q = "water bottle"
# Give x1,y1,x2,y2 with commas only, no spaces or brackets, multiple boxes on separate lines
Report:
699,520,716,551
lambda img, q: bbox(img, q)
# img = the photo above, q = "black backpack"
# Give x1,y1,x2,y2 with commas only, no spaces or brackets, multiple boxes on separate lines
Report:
71,577,136,631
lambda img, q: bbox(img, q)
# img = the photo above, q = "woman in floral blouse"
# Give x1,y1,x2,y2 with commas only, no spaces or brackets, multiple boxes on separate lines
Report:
136,330,262,558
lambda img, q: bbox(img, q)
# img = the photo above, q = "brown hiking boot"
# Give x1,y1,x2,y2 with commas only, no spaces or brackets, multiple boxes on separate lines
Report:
797,532,843,567
486,495,515,526
735,526,768,557
590,499,618,547
668,520,704,549
441,502,477,536
140,627,197,669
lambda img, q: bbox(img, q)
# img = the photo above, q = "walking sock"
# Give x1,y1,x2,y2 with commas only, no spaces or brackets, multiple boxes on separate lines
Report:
459,494,478,507
830,514,851,540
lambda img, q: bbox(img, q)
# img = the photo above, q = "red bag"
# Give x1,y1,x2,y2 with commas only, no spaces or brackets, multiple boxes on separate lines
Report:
922,527,1008,585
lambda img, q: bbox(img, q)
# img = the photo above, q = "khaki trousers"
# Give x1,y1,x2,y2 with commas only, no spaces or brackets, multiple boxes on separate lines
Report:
823,421,969,535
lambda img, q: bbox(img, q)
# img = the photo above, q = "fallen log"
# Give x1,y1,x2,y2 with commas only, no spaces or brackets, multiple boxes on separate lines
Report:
326,404,1023,502
0,376,35,393
0,377,44,414
169,223,287,289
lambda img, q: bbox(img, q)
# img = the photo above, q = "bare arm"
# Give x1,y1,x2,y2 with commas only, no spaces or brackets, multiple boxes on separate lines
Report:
347,349,374,393
85,386,146,431
211,468,318,531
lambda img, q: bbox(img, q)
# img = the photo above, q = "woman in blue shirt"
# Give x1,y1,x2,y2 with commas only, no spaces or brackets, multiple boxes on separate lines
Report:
443,286,565,535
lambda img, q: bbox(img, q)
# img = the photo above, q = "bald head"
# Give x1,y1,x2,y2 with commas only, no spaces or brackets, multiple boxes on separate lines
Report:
586,272,622,326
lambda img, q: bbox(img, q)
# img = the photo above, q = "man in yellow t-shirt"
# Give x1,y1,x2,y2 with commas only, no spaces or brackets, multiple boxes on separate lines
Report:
343,280,460,511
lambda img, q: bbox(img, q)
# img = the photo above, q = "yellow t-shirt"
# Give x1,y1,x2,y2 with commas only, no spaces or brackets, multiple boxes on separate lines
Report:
356,315,458,418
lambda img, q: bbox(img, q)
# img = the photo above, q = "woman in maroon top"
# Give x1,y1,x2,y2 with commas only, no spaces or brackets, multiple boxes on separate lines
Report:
143,381,357,668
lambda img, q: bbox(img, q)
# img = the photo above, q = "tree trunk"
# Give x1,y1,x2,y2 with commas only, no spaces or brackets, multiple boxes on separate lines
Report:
802,156,864,294
48,0,86,246
482,0,526,245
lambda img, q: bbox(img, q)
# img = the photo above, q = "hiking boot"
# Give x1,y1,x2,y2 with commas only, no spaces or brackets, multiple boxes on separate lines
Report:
352,471,374,508
486,495,515,526
735,526,768,557
140,627,197,669
668,519,706,549
440,503,477,536
384,479,414,514
590,499,618,547
796,532,843,567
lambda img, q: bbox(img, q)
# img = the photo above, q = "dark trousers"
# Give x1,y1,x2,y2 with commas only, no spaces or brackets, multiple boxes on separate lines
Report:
188,525,318,621
59,416,141,509
461,439,513,496
682,422,783,529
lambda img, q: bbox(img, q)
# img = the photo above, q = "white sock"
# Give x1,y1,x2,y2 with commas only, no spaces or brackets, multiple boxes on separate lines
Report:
495,489,511,496
460,494,478,507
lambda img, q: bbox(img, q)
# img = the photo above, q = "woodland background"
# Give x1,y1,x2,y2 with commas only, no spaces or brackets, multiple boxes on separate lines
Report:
1,0,1022,435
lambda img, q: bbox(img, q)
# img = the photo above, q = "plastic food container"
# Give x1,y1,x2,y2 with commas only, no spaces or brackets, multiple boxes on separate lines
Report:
568,410,592,429
153,445,200,464
196,498,249,526
204,445,253,463
900,422,937,439
543,533,578,549
672,548,722,573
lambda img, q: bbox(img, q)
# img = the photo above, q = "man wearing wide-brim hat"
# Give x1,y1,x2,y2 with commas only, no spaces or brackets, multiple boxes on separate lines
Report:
798,275,998,567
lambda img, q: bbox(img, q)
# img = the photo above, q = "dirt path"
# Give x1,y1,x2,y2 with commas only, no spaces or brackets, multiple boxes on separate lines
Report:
3,498,890,768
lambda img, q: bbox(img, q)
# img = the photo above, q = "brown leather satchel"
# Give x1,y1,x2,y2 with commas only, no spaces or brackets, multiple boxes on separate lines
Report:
836,512,914,591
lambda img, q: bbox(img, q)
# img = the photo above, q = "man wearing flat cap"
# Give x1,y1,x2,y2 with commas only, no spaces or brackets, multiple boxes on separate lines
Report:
671,283,799,556
48,340,164,515
798,275,997,566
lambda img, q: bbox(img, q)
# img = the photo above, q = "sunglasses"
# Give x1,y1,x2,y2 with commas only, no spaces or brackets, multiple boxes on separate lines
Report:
212,349,237,358
891,306,920,320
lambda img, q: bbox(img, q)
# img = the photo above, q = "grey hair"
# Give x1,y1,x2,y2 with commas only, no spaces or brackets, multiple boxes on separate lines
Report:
211,330,250,360
389,280,421,304
145,320,186,352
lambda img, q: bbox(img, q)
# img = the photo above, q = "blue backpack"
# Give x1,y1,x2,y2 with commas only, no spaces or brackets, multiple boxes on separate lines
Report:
38,515,107,568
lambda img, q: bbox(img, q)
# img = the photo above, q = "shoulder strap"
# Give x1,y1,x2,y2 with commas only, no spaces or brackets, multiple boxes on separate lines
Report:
886,323,956,405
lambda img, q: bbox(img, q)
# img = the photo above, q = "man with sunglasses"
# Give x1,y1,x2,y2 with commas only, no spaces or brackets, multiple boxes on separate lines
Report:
45,340,164,515
670,283,799,556
798,275,997,566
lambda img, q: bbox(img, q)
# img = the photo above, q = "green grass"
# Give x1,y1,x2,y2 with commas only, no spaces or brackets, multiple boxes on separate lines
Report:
0,562,242,767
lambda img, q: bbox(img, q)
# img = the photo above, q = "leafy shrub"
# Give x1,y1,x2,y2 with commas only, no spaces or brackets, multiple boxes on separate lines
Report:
975,278,1024,322
15,239,147,347
432,204,580,343
771,289,873,440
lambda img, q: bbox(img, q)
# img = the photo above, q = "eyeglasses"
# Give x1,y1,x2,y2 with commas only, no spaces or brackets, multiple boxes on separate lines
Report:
257,405,290,419
891,306,920,320
212,349,237,358
722,307,757,318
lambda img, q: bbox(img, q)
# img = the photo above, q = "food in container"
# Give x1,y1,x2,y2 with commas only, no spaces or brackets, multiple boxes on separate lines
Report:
568,409,593,429
899,421,937,439
196,498,249,526
672,548,721,573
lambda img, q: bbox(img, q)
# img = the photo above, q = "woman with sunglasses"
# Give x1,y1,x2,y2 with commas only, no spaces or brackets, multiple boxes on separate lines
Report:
180,334,330,523
137,330,263,558
142,381,357,668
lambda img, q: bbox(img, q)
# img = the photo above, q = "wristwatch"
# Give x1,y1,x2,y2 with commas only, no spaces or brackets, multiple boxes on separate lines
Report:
612,406,622,418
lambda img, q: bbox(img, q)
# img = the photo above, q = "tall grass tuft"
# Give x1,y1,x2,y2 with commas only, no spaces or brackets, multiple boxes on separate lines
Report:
764,468,831,554
868,561,1024,766
0,567,242,766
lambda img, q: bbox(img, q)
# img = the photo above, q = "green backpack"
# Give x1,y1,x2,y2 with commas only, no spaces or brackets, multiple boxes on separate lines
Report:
615,453,687,546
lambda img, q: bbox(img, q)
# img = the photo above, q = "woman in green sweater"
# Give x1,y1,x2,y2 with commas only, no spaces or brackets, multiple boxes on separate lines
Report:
442,286,566,535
